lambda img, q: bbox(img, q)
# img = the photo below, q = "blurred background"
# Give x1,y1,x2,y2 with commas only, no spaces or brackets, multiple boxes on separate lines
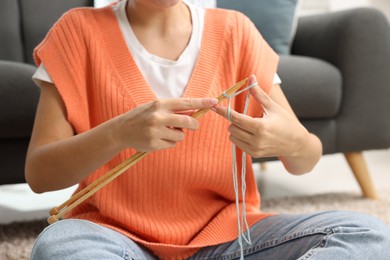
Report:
301,0,389,19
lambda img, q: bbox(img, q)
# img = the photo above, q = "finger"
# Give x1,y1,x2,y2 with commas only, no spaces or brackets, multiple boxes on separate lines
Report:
213,105,257,133
229,124,254,144
249,83,273,112
229,135,252,154
248,74,257,86
174,109,197,116
154,138,180,151
163,113,199,131
160,127,185,142
161,98,218,112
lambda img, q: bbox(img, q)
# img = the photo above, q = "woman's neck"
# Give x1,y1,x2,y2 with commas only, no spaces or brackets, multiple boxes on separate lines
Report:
125,0,193,61
126,0,190,35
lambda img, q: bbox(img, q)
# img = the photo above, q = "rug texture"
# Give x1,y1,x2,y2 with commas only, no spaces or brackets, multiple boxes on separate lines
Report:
1,190,390,260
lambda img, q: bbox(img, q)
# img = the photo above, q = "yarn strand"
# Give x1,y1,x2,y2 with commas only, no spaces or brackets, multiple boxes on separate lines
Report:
223,82,257,259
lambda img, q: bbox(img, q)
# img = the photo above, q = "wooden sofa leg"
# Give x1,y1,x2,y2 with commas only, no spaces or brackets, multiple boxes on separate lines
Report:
344,152,378,199
260,162,267,171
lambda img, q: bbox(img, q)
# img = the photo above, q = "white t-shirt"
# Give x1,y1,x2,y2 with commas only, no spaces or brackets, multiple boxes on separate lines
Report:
33,0,281,98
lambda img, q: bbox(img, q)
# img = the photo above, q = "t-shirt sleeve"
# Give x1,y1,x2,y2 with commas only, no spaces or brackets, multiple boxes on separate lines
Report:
32,63,54,85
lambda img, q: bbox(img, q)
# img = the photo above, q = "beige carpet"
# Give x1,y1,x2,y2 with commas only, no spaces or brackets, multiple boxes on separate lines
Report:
1,190,390,260
261,191,390,226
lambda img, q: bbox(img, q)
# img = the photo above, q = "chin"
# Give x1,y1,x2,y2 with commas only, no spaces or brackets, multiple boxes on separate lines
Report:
149,0,182,8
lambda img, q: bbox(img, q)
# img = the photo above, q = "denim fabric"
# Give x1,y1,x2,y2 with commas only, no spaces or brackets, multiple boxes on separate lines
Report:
31,211,390,259
30,219,157,260
190,211,390,259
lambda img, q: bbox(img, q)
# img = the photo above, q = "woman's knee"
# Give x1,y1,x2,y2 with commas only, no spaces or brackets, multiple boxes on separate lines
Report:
325,210,389,232
30,219,127,259
320,211,390,258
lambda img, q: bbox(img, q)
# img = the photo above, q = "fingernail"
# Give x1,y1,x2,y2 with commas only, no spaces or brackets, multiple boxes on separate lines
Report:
210,98,218,105
248,74,257,85
210,106,217,112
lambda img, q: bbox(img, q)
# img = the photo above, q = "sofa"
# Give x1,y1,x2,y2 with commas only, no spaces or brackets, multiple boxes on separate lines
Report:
1,1,390,199
0,0,94,185
274,8,390,199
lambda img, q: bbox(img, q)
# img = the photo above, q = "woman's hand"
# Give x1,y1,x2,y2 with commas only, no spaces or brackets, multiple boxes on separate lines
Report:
212,76,322,174
26,80,219,192
113,98,218,152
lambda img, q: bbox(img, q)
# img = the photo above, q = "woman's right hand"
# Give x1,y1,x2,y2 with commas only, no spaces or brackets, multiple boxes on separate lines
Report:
26,80,218,192
113,98,218,152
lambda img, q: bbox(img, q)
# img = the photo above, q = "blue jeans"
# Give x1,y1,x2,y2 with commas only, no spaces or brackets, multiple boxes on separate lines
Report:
30,211,390,259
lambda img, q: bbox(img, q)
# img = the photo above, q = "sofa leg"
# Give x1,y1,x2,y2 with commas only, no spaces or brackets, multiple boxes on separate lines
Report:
260,162,267,171
344,152,378,199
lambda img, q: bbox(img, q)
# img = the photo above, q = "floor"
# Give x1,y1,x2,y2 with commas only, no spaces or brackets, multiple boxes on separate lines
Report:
0,149,389,224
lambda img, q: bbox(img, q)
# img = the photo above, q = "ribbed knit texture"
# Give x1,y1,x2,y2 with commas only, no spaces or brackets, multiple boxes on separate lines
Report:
34,5,279,259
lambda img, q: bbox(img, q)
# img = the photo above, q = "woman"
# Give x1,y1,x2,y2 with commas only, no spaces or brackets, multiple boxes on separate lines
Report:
27,0,390,259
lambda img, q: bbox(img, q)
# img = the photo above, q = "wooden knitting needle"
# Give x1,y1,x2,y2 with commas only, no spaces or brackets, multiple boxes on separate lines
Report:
48,151,146,217
48,151,147,224
48,77,249,224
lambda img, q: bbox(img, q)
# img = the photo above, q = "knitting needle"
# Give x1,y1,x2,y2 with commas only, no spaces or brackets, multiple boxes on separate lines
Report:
47,77,248,224
48,151,147,224
48,151,147,216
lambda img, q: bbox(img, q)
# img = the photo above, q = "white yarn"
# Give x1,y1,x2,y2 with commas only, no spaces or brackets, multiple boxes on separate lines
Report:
223,82,258,259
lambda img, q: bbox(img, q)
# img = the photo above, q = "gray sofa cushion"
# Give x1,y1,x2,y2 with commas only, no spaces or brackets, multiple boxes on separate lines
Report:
278,55,342,119
0,139,30,184
20,0,94,64
217,0,299,54
0,61,39,138
301,120,336,154
0,0,24,62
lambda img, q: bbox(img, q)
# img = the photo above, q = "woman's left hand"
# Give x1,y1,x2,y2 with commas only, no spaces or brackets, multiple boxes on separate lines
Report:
212,78,309,159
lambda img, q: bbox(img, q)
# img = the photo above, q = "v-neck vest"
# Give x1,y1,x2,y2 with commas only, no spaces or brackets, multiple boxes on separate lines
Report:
34,5,278,259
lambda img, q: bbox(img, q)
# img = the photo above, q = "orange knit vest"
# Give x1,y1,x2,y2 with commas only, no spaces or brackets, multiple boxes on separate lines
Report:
34,5,279,259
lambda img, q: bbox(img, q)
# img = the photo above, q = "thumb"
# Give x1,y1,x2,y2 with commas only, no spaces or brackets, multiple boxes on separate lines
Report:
248,75,273,112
